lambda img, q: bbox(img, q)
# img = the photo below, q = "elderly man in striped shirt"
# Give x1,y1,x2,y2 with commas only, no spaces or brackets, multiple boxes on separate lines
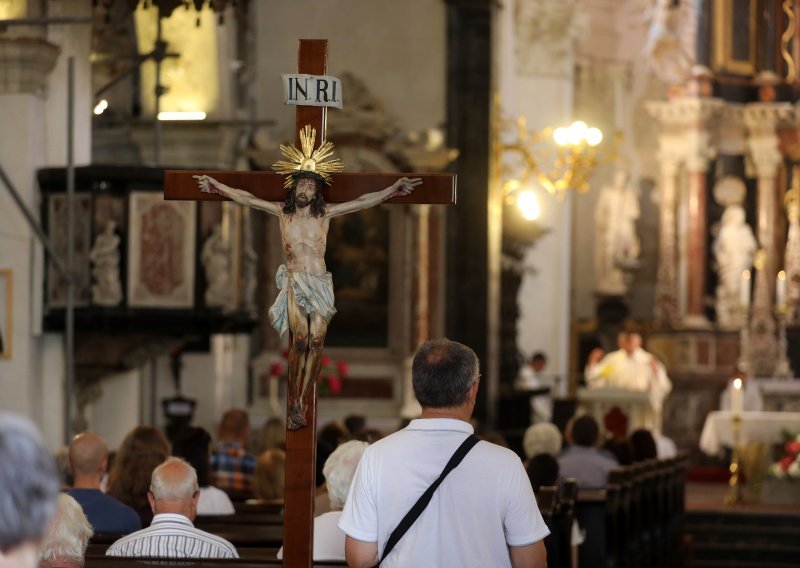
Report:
106,457,238,559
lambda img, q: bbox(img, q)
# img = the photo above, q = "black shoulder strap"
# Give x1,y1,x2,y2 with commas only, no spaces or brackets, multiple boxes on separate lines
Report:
379,434,480,564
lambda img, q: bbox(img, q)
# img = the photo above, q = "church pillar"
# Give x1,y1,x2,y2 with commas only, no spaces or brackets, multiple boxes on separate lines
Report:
0,4,63,447
654,154,681,328
682,99,723,327
743,103,792,376
400,204,430,418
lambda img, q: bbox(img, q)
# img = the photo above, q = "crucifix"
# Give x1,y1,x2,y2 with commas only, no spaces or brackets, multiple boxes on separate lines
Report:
164,39,456,567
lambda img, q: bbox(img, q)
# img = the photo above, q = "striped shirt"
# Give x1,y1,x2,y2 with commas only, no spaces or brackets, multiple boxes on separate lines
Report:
105,513,238,558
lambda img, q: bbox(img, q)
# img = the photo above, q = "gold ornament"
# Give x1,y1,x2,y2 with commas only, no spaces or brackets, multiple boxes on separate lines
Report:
271,125,345,188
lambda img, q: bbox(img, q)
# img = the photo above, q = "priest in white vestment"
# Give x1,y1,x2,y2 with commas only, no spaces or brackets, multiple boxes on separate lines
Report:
585,333,672,433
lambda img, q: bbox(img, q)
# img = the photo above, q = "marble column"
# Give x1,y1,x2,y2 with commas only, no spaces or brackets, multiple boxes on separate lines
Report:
654,155,681,328
400,204,431,419
743,103,792,376
681,99,723,327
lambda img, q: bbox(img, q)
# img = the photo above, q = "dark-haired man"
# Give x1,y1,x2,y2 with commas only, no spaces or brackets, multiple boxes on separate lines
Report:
195,138,420,428
558,415,618,489
0,414,61,568
340,339,549,567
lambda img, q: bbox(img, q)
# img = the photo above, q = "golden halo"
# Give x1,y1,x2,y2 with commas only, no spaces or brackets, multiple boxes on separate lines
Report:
271,125,345,188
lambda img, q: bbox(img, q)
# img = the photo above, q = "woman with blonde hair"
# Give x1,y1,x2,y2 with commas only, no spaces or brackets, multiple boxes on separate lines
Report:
106,426,170,527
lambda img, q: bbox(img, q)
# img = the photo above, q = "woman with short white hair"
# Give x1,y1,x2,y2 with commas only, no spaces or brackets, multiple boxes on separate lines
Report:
40,494,93,568
278,440,368,561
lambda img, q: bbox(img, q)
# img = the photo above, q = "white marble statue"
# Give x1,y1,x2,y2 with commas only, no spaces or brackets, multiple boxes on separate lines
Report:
713,205,756,328
594,168,641,296
201,223,232,308
642,0,693,85
89,220,122,306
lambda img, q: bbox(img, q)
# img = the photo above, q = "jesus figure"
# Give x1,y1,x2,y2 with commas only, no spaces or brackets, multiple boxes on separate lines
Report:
194,126,421,429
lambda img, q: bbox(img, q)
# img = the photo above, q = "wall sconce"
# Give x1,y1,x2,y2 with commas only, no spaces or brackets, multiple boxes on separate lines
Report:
493,102,605,207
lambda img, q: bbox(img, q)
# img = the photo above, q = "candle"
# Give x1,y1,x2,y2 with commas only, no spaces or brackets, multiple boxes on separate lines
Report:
731,377,744,415
740,269,751,309
613,75,623,132
777,270,787,309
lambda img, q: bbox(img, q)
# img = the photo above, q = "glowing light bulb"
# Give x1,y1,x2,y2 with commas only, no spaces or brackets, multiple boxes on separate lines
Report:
553,127,569,146
517,190,541,221
93,99,109,115
586,127,603,146
572,121,589,141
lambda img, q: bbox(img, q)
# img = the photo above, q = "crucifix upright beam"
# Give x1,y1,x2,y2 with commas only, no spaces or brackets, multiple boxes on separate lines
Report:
164,39,456,568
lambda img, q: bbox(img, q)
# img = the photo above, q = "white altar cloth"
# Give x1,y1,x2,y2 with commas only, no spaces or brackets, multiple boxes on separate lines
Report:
699,411,800,456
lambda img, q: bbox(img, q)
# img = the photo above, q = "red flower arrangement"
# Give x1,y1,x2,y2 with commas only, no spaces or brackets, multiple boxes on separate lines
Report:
268,348,348,397
768,431,800,479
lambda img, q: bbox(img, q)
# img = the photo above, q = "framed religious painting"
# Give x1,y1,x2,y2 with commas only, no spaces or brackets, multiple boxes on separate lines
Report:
0,269,11,359
712,0,757,76
127,192,196,308
46,193,93,308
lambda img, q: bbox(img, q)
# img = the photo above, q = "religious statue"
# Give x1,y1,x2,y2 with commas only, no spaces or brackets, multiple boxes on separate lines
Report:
642,0,693,86
594,168,640,296
713,204,756,328
201,222,232,308
89,220,122,306
194,125,421,429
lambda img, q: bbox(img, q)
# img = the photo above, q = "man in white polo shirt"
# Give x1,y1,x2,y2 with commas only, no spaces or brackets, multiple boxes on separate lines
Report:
340,338,549,567
106,457,238,559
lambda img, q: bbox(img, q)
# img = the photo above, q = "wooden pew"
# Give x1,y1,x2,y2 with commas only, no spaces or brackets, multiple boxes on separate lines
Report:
84,557,347,568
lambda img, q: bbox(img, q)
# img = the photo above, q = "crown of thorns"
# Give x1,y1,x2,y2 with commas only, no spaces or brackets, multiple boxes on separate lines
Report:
271,125,344,189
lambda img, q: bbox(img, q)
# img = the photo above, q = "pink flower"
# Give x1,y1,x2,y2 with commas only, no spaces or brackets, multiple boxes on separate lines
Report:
281,347,289,359
780,455,794,471
337,361,349,377
786,441,800,455
269,363,284,377
322,355,331,366
327,375,342,395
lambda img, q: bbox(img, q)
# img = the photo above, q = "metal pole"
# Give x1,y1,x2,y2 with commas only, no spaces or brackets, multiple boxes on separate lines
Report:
0,166,67,275
64,57,76,445
154,11,162,165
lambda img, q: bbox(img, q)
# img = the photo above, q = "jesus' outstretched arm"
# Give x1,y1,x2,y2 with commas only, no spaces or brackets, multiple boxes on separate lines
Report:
325,177,423,218
193,174,282,216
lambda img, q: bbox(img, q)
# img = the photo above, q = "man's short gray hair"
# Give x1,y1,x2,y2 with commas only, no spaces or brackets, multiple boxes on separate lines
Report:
322,440,368,510
523,423,563,460
149,457,199,500
0,414,60,553
40,494,93,567
412,339,479,409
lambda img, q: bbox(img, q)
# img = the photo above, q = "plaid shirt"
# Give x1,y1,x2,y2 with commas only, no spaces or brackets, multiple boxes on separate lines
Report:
210,442,256,492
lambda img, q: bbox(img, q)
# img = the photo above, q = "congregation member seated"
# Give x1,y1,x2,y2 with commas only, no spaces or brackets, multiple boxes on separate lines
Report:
0,414,61,568
67,432,141,534
171,427,235,516
523,422,563,465
257,417,286,453
250,449,286,505
211,408,256,498
526,453,560,492
278,440,369,561
629,428,658,462
106,426,170,528
106,457,238,559
558,415,618,489
40,494,93,568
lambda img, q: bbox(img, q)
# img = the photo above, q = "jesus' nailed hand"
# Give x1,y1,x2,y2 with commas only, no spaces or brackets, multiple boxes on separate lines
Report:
193,173,422,429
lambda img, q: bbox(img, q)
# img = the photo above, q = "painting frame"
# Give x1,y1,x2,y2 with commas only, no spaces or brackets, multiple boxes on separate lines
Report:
712,0,757,76
127,192,196,309
0,269,11,360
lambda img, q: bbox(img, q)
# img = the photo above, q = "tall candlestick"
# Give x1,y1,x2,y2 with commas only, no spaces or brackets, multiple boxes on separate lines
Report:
740,269,752,309
777,270,787,309
613,74,623,132
731,377,744,415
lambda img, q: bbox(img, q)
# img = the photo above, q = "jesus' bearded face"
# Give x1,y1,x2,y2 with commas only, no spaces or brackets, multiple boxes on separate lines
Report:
295,177,319,208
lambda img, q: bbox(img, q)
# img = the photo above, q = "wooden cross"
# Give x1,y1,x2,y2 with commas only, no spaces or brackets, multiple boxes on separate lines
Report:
164,39,456,568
